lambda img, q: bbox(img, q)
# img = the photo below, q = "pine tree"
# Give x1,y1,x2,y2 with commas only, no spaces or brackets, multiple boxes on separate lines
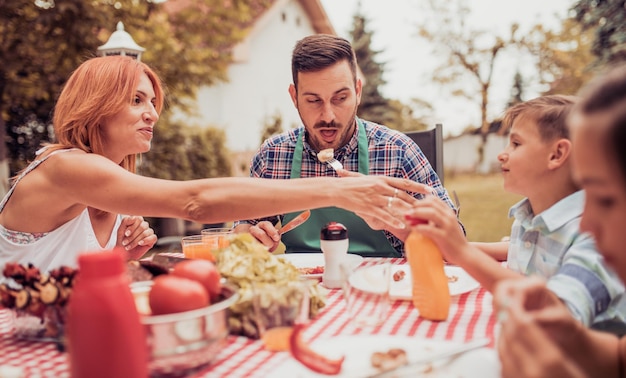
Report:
573,0,626,66
349,8,394,126
506,71,524,109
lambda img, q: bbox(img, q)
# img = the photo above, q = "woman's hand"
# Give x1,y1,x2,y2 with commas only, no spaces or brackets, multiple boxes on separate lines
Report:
335,169,421,235
117,216,157,260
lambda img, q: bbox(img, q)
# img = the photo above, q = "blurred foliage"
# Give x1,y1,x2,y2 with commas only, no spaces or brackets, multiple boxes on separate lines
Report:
506,71,525,109
186,127,232,179
0,0,271,179
349,5,431,131
387,99,431,132
573,0,626,66
524,18,596,96
415,0,522,169
259,111,284,144
415,0,521,139
350,8,393,126
138,114,231,180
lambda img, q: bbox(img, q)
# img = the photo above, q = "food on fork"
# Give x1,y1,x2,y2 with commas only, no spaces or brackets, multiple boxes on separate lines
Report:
317,148,335,163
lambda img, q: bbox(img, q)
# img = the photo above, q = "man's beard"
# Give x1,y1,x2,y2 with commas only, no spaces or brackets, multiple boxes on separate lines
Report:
302,107,358,152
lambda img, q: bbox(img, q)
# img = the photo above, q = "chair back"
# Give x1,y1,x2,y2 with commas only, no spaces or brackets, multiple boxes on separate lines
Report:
404,123,444,184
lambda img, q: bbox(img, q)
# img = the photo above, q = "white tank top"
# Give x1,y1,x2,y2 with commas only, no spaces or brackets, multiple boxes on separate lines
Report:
0,148,120,273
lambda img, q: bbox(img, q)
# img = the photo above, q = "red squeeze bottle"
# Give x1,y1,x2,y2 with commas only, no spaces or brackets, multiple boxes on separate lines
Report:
66,249,148,378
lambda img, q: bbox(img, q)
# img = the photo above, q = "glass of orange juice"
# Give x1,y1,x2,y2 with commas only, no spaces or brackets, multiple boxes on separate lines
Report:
201,228,233,254
180,235,215,261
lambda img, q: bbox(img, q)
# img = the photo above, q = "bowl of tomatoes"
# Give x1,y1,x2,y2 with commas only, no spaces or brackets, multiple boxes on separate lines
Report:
131,259,239,376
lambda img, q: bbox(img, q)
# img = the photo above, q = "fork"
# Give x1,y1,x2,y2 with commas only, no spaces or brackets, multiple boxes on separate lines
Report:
326,158,343,171
317,149,344,171
366,337,490,378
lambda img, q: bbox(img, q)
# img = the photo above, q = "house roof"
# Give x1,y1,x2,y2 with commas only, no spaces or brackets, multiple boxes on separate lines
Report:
162,0,335,35
297,0,335,34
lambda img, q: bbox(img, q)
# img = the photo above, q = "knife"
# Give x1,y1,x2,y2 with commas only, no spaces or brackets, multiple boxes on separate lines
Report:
366,338,491,378
278,210,311,235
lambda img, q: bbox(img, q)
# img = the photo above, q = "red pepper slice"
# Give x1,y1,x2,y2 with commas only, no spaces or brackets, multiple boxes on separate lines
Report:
290,323,345,375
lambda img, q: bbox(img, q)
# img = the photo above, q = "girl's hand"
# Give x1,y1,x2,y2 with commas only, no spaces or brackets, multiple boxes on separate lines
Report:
404,195,467,264
494,277,589,378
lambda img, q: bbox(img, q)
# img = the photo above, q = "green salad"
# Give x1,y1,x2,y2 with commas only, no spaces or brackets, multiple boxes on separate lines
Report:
214,233,327,339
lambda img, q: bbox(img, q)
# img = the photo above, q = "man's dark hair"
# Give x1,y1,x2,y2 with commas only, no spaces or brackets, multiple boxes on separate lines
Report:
291,34,357,90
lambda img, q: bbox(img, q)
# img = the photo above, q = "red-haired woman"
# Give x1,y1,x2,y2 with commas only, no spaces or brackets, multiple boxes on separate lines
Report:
0,56,427,273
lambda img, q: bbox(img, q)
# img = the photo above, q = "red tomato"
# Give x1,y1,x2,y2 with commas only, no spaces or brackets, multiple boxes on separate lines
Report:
148,275,209,315
171,260,222,302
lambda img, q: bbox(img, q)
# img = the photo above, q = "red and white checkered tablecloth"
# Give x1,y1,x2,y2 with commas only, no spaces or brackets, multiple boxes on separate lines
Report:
0,258,497,377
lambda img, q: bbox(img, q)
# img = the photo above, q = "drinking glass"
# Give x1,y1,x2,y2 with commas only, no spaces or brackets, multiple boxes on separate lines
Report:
341,262,391,327
201,228,234,253
180,235,214,261
252,279,313,351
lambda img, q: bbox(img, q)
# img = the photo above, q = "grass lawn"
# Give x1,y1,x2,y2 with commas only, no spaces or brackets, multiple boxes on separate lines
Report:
445,173,523,242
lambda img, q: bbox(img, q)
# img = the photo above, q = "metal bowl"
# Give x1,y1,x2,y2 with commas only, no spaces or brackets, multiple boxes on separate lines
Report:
131,281,240,376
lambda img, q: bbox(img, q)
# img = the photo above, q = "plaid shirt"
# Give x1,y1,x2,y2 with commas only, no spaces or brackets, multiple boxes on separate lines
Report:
508,191,626,326
236,119,456,255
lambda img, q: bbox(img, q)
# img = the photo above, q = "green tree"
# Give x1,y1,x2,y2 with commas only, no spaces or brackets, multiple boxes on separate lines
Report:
1,0,120,180
187,127,232,180
138,116,190,181
524,18,596,96
259,111,284,144
387,99,432,132
506,71,525,109
573,0,626,66
349,8,394,126
0,0,271,195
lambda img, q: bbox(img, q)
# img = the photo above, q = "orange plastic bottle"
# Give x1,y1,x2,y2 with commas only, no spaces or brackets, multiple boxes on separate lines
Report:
405,227,450,321
66,249,148,378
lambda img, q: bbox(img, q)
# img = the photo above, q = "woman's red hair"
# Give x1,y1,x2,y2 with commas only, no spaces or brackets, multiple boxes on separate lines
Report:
49,55,165,173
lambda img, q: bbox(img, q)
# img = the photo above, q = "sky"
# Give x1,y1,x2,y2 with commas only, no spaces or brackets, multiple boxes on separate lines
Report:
319,0,575,136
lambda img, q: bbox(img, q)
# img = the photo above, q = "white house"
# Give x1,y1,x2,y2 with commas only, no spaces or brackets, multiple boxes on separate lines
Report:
166,0,504,177
443,121,509,174
170,0,335,175
444,133,508,174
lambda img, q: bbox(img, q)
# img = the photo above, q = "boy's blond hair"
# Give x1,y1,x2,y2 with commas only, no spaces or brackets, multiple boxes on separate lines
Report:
502,95,578,142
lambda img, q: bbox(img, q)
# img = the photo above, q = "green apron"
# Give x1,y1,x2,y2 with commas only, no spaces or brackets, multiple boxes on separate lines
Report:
281,119,400,257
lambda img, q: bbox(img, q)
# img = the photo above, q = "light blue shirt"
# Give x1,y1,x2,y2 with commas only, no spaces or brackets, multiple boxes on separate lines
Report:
507,190,626,326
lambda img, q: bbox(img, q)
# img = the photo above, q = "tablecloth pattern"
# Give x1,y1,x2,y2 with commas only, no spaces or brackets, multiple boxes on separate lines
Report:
0,258,497,377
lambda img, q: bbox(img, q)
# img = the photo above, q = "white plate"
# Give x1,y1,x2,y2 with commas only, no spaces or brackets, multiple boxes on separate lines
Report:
390,265,479,300
269,335,500,378
278,253,364,279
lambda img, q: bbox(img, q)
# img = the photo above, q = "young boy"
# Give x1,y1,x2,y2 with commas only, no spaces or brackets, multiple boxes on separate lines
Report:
407,95,626,329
